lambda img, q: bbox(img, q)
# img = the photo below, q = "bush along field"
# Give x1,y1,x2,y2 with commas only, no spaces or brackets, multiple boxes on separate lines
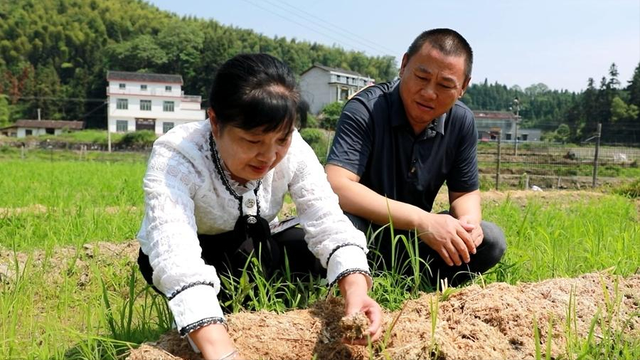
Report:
0,158,639,360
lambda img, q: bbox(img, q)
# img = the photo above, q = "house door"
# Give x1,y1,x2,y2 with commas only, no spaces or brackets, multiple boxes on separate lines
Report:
135,118,155,131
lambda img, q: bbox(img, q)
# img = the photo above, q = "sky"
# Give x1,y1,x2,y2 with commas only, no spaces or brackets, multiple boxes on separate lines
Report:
147,0,640,93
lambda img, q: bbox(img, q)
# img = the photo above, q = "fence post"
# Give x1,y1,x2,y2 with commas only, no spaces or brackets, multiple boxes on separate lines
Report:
495,131,501,190
21,145,25,160
592,123,601,188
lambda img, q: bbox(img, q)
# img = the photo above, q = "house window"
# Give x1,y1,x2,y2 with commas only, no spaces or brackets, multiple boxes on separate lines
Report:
340,88,349,101
116,120,128,132
163,101,174,112
163,122,175,133
506,134,512,140
26,129,33,136
140,100,152,111
116,99,128,110
46,128,55,135
336,75,341,82
119,83,126,89
165,85,172,92
522,134,528,141
141,84,147,91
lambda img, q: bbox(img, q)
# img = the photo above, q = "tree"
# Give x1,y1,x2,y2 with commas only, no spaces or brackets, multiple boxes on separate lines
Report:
553,123,570,143
319,101,344,130
611,96,639,123
104,35,168,72
0,95,9,127
627,62,640,111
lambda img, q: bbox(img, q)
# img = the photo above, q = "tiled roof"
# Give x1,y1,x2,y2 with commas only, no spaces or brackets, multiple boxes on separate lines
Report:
12,120,84,129
473,111,516,120
301,64,368,78
107,70,183,84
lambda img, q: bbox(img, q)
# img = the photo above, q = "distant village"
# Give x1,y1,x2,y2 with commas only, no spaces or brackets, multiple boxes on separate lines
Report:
0,66,540,143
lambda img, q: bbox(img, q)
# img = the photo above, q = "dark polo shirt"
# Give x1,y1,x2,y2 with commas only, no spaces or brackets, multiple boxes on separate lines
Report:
327,80,478,212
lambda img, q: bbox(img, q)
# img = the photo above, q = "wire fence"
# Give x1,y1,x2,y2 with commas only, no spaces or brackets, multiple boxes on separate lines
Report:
2,124,639,190
479,128,640,190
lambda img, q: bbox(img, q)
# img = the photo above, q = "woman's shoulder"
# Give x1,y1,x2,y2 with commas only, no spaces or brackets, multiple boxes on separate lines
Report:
150,120,212,165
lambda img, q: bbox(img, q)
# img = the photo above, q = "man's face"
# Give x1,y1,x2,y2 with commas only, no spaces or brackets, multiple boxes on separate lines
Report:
398,43,469,134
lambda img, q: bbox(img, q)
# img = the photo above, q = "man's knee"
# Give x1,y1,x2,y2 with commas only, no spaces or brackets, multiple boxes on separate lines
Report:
479,221,507,262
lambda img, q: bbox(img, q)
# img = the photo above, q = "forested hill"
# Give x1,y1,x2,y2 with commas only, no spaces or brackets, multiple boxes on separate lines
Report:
0,0,397,128
1,0,639,144
462,64,640,144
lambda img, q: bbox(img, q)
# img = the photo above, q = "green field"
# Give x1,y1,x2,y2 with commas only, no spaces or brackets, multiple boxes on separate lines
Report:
1,157,639,359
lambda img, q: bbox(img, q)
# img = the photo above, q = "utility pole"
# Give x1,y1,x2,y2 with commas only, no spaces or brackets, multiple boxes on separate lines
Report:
106,100,111,153
496,130,501,190
513,97,520,157
592,123,602,188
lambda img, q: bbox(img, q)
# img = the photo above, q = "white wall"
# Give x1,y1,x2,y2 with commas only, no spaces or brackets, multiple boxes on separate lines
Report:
300,68,332,114
108,81,182,98
300,68,374,114
16,127,64,138
107,80,205,135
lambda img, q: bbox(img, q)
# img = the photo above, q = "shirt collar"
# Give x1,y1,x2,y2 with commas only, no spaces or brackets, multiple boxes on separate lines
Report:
390,80,447,136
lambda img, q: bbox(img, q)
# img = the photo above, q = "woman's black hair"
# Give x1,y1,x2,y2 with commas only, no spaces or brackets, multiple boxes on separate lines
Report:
209,53,300,133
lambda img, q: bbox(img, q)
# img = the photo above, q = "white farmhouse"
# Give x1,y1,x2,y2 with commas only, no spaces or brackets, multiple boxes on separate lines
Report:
299,64,374,114
0,120,84,138
106,71,205,135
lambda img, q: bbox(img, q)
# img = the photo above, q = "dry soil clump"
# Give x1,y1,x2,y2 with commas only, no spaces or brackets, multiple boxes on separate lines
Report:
126,271,639,360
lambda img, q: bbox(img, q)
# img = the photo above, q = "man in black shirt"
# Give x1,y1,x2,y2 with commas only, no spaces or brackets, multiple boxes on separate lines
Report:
326,28,506,286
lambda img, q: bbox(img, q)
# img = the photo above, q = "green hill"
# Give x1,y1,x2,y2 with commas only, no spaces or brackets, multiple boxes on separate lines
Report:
0,0,397,128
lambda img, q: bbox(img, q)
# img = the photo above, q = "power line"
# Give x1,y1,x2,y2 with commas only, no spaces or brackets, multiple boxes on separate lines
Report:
271,0,396,55
238,0,390,57
12,96,107,102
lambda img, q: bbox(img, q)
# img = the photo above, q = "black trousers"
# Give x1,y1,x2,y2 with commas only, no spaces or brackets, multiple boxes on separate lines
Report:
137,227,326,303
346,212,507,287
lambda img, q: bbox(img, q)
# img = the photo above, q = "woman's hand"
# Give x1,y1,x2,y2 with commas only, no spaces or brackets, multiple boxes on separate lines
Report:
189,323,244,359
338,273,383,345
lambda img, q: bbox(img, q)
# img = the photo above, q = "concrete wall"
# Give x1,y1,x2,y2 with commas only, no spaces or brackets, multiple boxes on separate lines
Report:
300,68,332,114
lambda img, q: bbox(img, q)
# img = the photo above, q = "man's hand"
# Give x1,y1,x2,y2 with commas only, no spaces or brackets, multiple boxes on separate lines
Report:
458,215,484,247
418,213,477,266
338,274,383,345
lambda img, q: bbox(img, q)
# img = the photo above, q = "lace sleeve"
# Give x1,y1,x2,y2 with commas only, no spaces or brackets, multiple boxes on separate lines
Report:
139,142,225,334
287,132,371,288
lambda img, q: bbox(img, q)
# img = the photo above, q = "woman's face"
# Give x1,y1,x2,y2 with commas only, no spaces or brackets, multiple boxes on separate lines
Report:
210,110,293,184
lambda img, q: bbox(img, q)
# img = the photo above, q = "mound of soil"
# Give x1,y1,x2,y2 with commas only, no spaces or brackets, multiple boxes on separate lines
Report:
126,272,639,360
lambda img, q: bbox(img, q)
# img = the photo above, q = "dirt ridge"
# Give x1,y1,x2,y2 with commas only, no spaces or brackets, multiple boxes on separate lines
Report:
127,271,640,360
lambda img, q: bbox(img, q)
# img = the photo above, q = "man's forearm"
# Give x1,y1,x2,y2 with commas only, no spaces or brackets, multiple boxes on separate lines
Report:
326,164,428,231
449,190,482,224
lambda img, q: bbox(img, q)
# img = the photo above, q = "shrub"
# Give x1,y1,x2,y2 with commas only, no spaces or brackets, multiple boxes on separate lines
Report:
614,178,640,198
303,113,319,128
118,131,157,149
319,102,345,130
300,128,329,163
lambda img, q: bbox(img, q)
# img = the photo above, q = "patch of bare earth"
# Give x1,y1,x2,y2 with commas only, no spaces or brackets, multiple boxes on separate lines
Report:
127,272,639,360
0,240,139,285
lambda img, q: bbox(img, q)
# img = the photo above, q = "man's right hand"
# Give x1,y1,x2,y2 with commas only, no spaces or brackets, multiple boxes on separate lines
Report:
417,213,476,266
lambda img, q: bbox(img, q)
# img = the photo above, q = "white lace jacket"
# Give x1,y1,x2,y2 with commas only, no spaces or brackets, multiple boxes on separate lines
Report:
137,120,370,336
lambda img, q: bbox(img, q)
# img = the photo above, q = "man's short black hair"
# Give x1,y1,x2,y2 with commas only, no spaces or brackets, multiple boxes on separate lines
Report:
406,28,473,81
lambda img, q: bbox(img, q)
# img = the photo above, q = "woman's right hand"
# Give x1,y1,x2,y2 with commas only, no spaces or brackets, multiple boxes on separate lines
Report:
189,323,242,359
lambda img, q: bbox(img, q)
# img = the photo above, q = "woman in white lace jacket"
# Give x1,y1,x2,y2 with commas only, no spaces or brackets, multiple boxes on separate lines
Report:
137,53,382,359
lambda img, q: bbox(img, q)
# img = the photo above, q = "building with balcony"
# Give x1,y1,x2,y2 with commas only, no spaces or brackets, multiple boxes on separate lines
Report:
299,64,375,114
106,71,205,135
